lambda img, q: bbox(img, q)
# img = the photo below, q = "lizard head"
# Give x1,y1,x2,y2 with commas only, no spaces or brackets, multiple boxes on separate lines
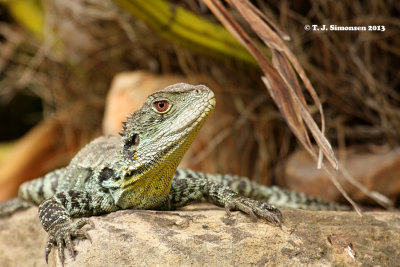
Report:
119,83,215,183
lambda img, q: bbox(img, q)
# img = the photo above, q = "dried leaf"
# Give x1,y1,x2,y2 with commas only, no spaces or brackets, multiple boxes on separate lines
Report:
204,0,393,211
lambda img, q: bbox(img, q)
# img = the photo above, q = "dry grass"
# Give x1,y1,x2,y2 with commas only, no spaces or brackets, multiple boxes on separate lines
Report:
258,0,400,144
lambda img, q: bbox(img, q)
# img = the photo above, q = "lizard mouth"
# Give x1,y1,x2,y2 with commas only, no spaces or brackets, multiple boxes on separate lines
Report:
164,91,215,138
207,90,216,108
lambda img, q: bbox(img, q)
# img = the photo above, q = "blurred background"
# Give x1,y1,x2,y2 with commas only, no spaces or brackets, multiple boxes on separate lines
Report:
0,0,399,207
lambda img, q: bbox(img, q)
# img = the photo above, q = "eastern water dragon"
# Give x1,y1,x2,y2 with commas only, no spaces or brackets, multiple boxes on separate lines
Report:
0,83,349,265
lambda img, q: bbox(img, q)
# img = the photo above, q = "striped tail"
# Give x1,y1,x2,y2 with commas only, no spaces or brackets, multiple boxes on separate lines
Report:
0,198,32,216
18,167,66,205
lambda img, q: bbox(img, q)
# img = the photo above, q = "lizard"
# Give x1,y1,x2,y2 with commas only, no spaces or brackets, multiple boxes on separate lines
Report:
0,83,349,265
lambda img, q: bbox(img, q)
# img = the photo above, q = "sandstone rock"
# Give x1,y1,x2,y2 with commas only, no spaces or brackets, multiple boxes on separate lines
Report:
282,147,400,204
0,205,399,266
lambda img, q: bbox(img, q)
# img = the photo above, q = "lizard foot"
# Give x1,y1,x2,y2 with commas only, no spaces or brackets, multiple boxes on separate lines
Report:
225,196,283,226
45,218,94,266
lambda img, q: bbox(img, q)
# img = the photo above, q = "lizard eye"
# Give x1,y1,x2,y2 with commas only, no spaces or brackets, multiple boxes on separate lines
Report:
153,100,170,113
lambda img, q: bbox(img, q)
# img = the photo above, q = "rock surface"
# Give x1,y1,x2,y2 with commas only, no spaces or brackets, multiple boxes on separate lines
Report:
0,204,399,267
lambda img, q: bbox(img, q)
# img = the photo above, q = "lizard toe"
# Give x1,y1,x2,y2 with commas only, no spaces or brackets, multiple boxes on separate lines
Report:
228,197,283,226
56,234,65,266
75,218,94,229
64,232,75,260
252,203,282,226
70,227,92,243
45,220,93,265
45,238,55,264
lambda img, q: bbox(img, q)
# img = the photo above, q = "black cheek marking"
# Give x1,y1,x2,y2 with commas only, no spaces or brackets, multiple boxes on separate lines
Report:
98,167,115,183
123,147,135,159
123,133,140,160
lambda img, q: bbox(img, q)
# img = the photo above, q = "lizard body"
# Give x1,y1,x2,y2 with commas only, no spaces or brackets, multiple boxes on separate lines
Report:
0,83,348,265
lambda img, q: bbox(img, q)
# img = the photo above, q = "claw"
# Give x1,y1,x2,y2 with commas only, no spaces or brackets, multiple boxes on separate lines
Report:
269,214,281,226
249,210,258,221
262,210,281,226
44,219,94,265
57,235,65,266
64,233,75,259
276,209,283,221
75,218,94,229
227,197,283,226
71,228,92,243
267,204,283,220
85,231,92,244
45,240,54,264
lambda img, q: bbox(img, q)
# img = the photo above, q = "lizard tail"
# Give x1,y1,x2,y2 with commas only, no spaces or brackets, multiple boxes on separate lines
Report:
18,167,66,205
252,185,351,211
0,167,66,216
0,198,33,216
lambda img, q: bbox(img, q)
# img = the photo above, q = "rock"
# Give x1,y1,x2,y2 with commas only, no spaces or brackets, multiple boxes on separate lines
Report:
281,147,400,204
0,205,399,266
0,207,47,267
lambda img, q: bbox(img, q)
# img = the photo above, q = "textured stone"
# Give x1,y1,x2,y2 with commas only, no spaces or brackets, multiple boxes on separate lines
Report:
282,147,400,204
0,205,399,266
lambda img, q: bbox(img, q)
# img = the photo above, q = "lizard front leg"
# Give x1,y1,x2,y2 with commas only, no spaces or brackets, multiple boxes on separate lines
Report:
204,182,282,225
175,169,350,211
161,173,282,226
38,190,117,265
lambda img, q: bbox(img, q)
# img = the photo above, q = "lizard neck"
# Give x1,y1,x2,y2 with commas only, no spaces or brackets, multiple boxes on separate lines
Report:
114,122,204,209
